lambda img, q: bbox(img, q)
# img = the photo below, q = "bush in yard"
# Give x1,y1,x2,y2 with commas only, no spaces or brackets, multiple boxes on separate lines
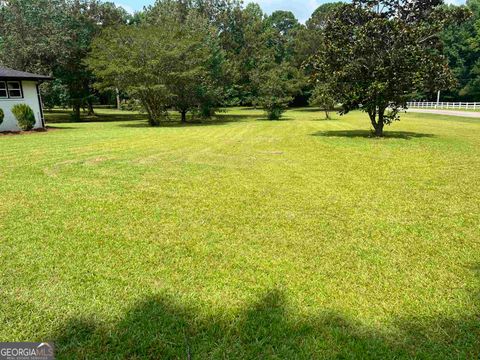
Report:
310,82,337,119
260,97,288,120
11,104,35,131
255,62,304,120
0,108,4,125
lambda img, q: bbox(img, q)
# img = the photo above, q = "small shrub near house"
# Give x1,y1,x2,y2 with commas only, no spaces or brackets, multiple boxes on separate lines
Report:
12,104,35,131
0,108,4,125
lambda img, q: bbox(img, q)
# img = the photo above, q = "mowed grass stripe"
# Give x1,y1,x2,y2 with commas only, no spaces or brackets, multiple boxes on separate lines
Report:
0,107,479,358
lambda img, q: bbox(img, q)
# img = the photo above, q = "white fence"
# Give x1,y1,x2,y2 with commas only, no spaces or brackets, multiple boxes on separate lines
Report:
408,102,480,110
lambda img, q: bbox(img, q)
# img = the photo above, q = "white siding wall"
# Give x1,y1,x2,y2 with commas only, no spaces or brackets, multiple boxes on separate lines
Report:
0,81,43,132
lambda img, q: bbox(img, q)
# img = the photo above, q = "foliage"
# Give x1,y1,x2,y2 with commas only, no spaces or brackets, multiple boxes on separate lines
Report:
309,0,471,136
310,82,337,119
296,3,343,69
264,10,301,64
0,0,67,74
144,1,305,108
87,25,169,126
41,80,70,110
120,99,144,112
0,108,3,125
88,13,225,125
255,62,304,120
0,0,129,117
11,104,35,130
54,1,129,118
223,3,268,106
1,0,478,118
442,0,480,101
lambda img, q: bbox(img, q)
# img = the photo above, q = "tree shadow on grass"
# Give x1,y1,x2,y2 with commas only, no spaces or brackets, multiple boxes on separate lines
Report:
46,126,79,131
52,279,480,359
293,107,342,113
256,117,294,122
45,111,148,124
118,113,261,128
313,130,435,140
215,113,260,121
294,107,323,112
311,116,340,121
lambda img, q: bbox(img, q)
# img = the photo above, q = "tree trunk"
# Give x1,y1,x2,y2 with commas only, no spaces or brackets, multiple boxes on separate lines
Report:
374,121,384,137
116,88,121,110
325,110,330,120
368,107,385,137
181,110,187,123
87,99,95,116
142,98,159,127
375,108,386,137
73,103,81,122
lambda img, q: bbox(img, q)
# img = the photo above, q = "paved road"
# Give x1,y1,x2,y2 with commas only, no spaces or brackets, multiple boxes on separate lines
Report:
408,109,480,118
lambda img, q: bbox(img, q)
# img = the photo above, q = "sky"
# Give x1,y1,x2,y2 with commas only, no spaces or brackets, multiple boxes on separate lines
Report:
113,0,465,23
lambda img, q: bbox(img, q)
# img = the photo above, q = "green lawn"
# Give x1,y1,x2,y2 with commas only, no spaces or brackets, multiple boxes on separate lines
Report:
1,108,479,359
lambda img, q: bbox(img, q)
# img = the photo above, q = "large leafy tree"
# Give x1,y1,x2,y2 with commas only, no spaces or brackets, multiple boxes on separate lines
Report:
295,3,342,68
224,3,267,105
145,0,252,105
88,13,225,125
163,14,226,122
57,1,129,118
0,0,129,118
0,0,69,73
307,2,344,31
310,0,470,137
442,0,480,101
294,3,343,105
264,10,301,64
145,1,305,108
88,25,171,125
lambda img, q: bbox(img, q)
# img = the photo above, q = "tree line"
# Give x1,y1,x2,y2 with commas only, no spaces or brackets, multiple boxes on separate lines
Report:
0,0,476,135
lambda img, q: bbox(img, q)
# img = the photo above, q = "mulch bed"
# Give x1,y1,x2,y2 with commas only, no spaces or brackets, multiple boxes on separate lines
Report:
0,127,54,136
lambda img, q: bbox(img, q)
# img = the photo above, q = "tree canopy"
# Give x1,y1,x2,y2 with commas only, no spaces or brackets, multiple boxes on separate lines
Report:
442,0,480,101
0,0,477,127
88,12,225,125
0,0,129,118
308,0,470,136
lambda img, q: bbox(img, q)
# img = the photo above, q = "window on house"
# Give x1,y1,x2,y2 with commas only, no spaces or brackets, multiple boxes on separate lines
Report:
7,81,23,98
0,82,7,98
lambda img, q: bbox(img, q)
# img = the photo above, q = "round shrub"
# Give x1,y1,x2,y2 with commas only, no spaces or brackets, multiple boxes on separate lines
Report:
11,104,35,131
266,105,284,120
0,108,4,125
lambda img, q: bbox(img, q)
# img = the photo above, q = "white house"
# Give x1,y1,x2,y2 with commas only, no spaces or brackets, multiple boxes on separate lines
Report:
0,67,52,132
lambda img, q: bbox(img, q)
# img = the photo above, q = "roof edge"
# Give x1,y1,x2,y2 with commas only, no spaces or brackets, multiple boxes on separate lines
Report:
0,66,53,81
